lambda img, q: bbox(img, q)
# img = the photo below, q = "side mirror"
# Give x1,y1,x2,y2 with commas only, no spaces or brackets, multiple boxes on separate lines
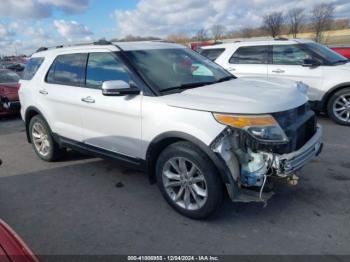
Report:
302,59,321,67
102,80,140,96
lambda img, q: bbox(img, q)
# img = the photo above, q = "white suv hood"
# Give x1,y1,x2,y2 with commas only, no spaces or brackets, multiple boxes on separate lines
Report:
161,77,308,114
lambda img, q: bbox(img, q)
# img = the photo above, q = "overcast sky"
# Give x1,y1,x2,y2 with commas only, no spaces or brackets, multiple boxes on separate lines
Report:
0,0,349,55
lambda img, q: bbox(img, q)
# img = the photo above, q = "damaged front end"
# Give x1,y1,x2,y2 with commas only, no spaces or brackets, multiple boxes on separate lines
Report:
211,103,323,204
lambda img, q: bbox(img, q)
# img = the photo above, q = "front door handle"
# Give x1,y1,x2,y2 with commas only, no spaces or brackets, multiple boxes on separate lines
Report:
81,96,95,104
227,67,236,71
39,89,48,95
272,69,285,73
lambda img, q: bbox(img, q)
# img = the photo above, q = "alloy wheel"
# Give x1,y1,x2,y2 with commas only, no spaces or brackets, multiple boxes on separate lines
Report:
333,93,350,123
162,157,208,211
32,122,51,157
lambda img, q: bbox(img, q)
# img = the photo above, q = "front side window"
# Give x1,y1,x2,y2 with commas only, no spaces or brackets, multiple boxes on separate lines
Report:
124,48,232,93
200,48,225,61
229,46,268,64
47,53,87,86
302,42,348,65
273,45,311,65
22,57,44,80
86,53,130,89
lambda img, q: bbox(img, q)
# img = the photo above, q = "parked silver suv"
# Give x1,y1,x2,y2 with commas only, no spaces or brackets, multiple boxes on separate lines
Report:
19,41,322,218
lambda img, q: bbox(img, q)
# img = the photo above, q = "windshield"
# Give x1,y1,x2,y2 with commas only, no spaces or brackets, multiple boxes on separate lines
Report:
124,48,234,93
303,43,348,64
0,70,20,83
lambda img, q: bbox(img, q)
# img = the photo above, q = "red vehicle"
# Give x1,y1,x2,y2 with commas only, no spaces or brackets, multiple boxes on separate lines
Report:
0,219,39,262
190,40,215,52
0,70,20,117
331,47,350,59
0,159,38,262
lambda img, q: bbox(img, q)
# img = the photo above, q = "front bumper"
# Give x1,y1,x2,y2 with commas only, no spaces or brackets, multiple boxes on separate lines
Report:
272,125,323,176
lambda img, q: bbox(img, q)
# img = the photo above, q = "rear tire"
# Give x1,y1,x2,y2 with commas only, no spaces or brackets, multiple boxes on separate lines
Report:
29,115,65,161
156,141,224,219
327,88,350,126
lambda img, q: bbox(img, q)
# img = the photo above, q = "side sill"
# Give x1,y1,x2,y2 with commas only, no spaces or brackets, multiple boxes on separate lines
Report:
53,134,146,171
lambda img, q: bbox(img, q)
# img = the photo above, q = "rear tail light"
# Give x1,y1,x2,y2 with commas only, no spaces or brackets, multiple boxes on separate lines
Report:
16,83,21,91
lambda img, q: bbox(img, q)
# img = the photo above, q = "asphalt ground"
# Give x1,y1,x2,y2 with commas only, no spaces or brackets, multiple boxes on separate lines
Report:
0,115,349,256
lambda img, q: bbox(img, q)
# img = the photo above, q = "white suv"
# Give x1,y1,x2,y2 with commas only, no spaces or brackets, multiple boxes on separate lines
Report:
201,39,350,125
19,40,322,218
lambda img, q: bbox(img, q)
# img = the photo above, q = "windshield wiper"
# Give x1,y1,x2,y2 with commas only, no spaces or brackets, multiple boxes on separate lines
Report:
160,76,235,93
332,59,349,65
160,82,214,93
215,75,235,83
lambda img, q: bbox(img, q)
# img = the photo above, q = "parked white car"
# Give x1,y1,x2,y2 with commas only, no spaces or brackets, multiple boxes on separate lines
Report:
19,40,322,218
201,39,350,125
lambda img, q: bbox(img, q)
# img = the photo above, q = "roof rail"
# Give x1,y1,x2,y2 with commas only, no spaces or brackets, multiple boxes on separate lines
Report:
93,40,112,45
34,40,115,53
36,47,48,52
274,37,289,41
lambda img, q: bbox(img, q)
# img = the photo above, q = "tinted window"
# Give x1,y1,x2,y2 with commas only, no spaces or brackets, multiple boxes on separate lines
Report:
200,48,225,61
47,54,87,86
229,46,268,64
303,42,347,64
124,48,232,92
22,58,44,80
86,53,130,89
273,45,310,65
0,70,20,83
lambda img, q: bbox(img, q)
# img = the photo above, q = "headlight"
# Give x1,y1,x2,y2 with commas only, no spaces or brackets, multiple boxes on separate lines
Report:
213,114,289,142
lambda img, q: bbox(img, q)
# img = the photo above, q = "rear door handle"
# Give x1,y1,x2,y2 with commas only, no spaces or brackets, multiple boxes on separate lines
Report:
227,67,236,71
39,89,48,95
272,69,285,73
81,96,95,104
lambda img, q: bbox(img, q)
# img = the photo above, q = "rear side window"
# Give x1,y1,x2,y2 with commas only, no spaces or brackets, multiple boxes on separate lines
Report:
200,48,225,61
86,52,130,89
47,53,88,86
229,46,268,64
273,45,310,65
22,58,44,80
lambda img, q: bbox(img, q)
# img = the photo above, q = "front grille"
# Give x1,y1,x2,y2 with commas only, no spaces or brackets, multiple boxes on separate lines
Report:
273,103,317,152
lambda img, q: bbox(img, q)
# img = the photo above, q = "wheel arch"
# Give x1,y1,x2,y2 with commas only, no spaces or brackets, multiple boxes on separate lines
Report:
145,131,233,186
321,83,350,112
24,106,49,143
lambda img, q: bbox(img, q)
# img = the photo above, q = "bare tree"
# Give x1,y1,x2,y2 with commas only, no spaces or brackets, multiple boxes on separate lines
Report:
263,11,284,38
240,27,254,38
211,24,226,42
311,3,334,43
288,8,305,38
195,28,208,42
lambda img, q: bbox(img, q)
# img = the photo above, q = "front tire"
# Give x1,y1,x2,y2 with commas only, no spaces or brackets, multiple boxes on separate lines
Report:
156,141,224,219
29,115,65,161
327,88,350,126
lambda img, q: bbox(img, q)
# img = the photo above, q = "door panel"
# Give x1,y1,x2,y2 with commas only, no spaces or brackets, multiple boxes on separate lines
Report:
80,52,142,158
39,53,88,141
40,83,86,141
221,45,268,78
268,45,324,101
268,65,323,101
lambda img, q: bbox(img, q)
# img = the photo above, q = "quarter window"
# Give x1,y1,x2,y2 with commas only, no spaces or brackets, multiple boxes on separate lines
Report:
272,45,310,65
22,58,44,80
86,52,130,89
200,48,225,61
47,53,87,86
229,46,268,64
